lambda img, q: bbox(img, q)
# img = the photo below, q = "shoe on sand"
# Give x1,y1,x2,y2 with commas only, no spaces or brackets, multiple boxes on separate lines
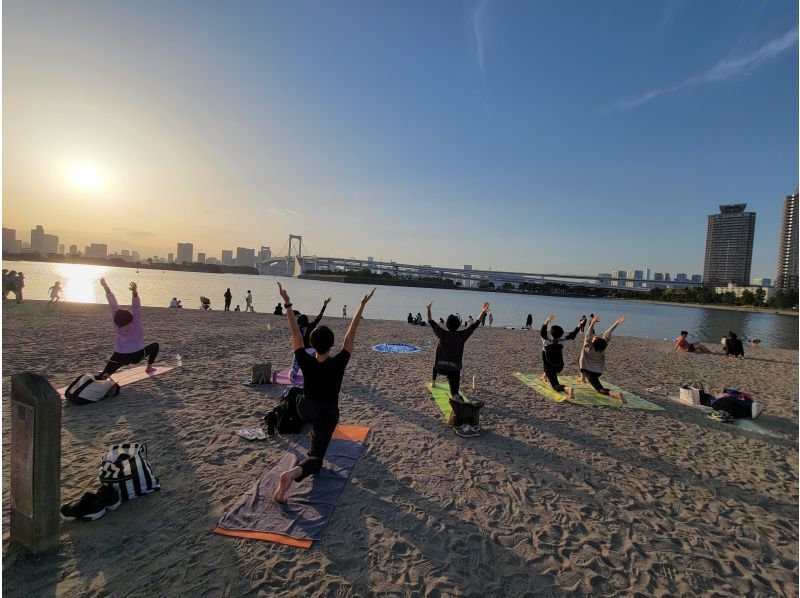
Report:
237,427,267,440
61,492,107,521
96,484,122,511
751,401,764,419
454,424,480,438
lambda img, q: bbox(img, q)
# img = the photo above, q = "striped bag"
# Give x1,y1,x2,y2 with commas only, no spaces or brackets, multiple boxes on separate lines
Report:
98,443,160,501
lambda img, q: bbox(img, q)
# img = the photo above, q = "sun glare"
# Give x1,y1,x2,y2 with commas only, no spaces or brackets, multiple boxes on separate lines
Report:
56,263,107,303
69,164,102,188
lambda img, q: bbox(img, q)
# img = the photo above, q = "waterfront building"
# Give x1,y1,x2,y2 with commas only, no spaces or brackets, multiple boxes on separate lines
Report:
611,270,626,287
626,269,643,288
675,273,688,283
168,252,174,263
714,283,775,302
132,251,140,261
691,274,702,284
775,190,798,291
85,243,108,259
69,244,78,255
197,252,206,264
703,204,756,286
2,228,17,254
752,278,772,287
58,244,65,254
177,242,193,264
221,250,233,266
236,247,255,268
598,273,612,286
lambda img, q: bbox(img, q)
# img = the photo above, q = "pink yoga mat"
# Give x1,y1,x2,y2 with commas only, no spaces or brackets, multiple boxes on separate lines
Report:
57,365,175,399
273,366,303,386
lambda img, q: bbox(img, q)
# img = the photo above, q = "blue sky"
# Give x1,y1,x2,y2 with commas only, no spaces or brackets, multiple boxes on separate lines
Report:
3,0,798,279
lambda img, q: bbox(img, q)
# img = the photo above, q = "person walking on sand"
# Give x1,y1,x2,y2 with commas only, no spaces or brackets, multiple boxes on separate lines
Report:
569,314,626,403
488,313,493,327
97,278,160,378
48,281,63,303
342,305,347,318
224,288,232,311
14,272,25,303
539,314,581,392
245,290,254,312
427,300,489,404
289,297,332,382
273,283,375,503
3,270,16,300
525,314,533,330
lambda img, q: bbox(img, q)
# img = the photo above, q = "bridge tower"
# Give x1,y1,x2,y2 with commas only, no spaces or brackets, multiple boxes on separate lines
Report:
287,234,303,276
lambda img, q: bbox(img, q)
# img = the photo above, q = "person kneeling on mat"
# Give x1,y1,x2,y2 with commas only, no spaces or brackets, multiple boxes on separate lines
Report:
427,300,489,435
98,278,159,379
273,282,375,503
539,314,581,392
570,314,626,403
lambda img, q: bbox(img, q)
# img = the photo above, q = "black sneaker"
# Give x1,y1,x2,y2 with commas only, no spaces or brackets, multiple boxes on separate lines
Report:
60,492,107,521
96,484,122,511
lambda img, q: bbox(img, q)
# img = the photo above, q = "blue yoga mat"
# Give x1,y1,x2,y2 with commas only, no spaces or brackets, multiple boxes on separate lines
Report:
372,342,421,354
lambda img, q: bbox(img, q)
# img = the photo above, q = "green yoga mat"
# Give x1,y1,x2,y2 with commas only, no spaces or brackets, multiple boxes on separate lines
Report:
426,382,474,418
513,372,664,411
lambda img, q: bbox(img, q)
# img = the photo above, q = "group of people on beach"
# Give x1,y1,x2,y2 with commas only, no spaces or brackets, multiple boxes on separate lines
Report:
2,269,26,303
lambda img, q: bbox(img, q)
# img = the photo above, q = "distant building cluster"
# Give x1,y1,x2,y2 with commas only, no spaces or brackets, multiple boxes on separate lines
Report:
597,270,702,289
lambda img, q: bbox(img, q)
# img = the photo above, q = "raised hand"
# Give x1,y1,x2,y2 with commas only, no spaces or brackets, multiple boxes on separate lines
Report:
426,300,434,310
481,302,490,314
129,282,137,293
277,282,290,304
592,314,601,323
360,288,376,306
324,297,332,306
544,314,555,324
616,316,625,324
100,277,109,290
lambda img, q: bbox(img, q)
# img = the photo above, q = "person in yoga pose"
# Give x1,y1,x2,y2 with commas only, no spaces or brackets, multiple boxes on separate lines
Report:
427,300,489,401
98,278,159,378
539,314,580,392
288,297,332,382
569,314,626,403
273,282,375,503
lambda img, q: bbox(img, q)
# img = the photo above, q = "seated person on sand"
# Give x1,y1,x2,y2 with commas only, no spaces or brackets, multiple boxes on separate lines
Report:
723,332,745,358
750,338,761,348
539,314,581,392
427,300,489,404
674,331,710,353
98,278,159,379
234,304,241,312
273,283,375,503
407,312,415,324
169,297,182,308
274,303,283,315
569,314,626,403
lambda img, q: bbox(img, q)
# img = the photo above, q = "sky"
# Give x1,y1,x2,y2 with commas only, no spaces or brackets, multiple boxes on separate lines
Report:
3,0,798,278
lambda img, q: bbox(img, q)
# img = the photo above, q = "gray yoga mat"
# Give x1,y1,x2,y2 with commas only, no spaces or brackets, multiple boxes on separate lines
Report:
216,433,366,544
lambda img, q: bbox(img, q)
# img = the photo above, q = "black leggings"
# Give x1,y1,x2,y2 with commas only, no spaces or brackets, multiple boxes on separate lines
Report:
543,361,565,392
296,398,339,481
102,343,160,376
580,369,609,394
433,366,461,396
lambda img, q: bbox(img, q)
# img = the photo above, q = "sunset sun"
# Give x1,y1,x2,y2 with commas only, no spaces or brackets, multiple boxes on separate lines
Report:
69,164,102,188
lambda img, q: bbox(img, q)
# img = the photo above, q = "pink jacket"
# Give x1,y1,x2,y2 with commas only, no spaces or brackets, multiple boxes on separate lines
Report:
107,291,145,354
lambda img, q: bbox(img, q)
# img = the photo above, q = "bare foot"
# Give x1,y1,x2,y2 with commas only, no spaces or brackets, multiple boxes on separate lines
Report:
566,386,575,399
273,470,294,503
610,390,626,404
577,375,585,384
539,373,547,382
145,365,157,374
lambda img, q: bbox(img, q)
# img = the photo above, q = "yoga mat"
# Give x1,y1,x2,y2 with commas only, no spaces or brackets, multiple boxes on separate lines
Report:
274,366,303,385
213,425,369,549
372,343,421,354
425,382,474,418
513,372,664,411
57,365,175,400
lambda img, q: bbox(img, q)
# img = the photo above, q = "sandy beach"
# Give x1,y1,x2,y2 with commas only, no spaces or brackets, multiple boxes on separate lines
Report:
2,300,798,596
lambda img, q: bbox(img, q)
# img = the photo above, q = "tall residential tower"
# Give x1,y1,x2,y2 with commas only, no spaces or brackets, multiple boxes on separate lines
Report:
775,190,798,291
702,204,756,287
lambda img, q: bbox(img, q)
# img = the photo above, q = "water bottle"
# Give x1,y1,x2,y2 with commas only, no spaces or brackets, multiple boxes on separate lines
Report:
176,353,182,367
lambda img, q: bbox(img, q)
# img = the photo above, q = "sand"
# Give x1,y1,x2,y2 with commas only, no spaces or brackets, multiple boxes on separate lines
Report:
2,300,798,596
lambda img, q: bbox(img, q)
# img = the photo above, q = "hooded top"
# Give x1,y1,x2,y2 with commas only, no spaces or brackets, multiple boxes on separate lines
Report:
578,320,621,374
107,291,145,354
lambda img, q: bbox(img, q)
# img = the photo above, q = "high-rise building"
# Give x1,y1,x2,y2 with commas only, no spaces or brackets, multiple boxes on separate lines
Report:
168,252,174,263
69,244,79,255
132,251,140,261
597,273,612,285
626,270,643,288
2,228,17,254
176,243,193,264
775,190,798,291
43,233,58,253
121,249,130,257
691,274,702,284
236,246,255,268
58,244,65,254
752,277,772,287
85,243,108,259
30,225,45,252
259,246,272,261
221,250,233,266
611,270,626,287
197,252,206,264
675,273,688,282
703,204,756,286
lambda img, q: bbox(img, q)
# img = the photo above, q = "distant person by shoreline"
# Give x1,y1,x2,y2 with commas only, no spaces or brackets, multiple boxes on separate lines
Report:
245,290,254,312
49,281,63,303
224,288,232,311
674,331,710,353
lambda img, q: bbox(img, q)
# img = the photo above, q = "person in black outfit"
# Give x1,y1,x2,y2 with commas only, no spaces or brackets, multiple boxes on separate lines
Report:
427,300,490,400
539,314,580,392
289,297,332,382
407,313,414,324
578,315,587,332
224,288,232,311
273,282,375,503
723,332,745,358
274,303,283,315
525,314,533,330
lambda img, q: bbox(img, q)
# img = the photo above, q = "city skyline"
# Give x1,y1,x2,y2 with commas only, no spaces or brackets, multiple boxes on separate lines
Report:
3,2,798,277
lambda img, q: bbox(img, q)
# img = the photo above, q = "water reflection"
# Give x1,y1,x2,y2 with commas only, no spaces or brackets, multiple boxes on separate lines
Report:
55,264,108,303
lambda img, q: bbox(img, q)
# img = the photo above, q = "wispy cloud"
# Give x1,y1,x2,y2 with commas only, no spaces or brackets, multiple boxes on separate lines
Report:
616,27,798,110
112,227,156,237
471,0,490,89
264,207,302,221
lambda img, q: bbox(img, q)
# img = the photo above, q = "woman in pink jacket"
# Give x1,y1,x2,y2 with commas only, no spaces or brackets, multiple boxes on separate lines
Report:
98,278,159,378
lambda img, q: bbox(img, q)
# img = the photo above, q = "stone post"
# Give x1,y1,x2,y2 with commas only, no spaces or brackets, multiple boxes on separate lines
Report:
10,373,61,553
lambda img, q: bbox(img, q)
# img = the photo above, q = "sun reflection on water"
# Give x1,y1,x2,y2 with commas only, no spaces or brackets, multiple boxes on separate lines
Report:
56,264,108,303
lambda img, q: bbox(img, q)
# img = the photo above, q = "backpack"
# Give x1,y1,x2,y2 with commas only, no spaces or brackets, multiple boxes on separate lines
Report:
251,363,272,385
65,374,121,405
265,387,304,434
447,398,485,427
